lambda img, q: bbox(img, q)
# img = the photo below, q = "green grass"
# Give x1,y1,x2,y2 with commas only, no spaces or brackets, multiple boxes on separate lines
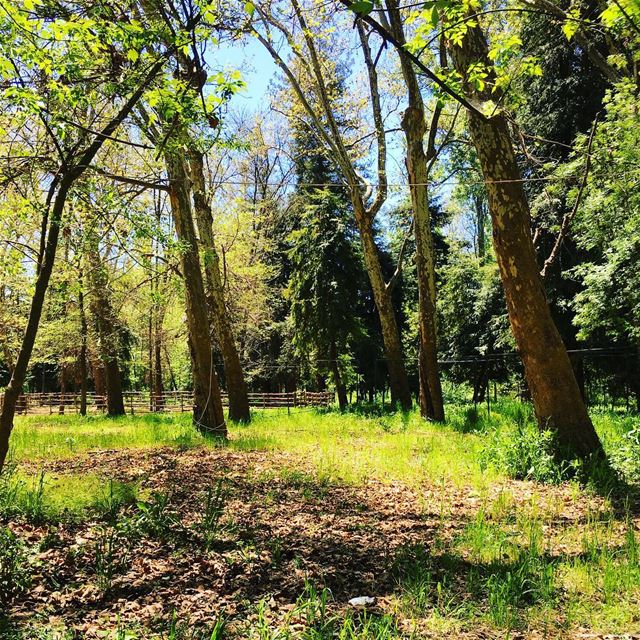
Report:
4,400,639,638
9,401,638,490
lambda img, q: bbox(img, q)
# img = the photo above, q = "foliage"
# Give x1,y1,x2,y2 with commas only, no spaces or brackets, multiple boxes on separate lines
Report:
480,422,564,483
0,527,31,605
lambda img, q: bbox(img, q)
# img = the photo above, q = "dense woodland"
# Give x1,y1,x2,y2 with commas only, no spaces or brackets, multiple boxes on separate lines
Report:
0,0,639,636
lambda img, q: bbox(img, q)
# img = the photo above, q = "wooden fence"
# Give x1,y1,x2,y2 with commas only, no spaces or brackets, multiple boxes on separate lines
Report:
0,390,334,416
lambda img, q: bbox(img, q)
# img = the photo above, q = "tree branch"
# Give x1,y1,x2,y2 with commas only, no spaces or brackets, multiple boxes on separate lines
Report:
540,115,599,279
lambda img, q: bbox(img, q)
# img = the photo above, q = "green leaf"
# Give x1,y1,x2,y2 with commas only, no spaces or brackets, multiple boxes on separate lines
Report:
244,1,255,17
350,0,374,16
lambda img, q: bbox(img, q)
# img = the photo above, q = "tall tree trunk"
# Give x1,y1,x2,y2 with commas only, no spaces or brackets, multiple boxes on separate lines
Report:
165,151,226,437
78,271,88,416
87,245,125,417
58,364,67,415
474,194,487,261
386,0,445,422
402,107,445,422
448,20,602,457
329,339,348,410
188,149,251,423
356,209,412,411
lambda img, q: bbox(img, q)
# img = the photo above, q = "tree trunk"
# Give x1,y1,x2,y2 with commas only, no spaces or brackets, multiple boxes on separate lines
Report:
165,151,226,437
0,57,163,471
188,149,251,423
356,203,412,411
329,339,348,410
448,21,602,457
402,106,445,422
87,245,125,417
58,364,67,415
78,272,88,416
386,0,444,422
474,194,487,261
0,173,74,471
153,313,165,411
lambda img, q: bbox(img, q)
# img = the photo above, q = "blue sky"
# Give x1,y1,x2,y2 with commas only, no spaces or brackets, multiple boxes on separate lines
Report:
216,38,279,111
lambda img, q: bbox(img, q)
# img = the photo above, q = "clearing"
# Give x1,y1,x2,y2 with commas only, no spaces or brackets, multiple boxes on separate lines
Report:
1,404,639,639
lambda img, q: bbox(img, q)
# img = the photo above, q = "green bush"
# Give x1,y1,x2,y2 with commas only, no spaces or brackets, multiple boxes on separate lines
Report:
480,424,563,483
606,424,640,484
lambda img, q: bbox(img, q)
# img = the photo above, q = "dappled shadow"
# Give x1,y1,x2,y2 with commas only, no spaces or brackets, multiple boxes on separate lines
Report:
6,446,640,637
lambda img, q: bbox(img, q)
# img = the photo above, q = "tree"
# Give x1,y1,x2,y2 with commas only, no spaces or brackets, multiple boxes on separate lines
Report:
385,0,446,420
287,128,365,410
0,0,169,470
347,1,603,457
252,0,413,410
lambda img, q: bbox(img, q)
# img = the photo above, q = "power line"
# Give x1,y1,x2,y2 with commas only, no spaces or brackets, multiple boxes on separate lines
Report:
210,170,640,191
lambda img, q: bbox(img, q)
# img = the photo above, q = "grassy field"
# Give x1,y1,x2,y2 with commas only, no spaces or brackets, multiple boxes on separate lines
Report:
1,401,639,639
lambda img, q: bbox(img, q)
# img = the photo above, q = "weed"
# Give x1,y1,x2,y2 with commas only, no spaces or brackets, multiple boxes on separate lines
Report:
198,479,228,549
92,527,129,593
480,423,562,483
22,470,47,523
392,544,434,613
93,479,138,522
164,611,226,639
296,581,332,632
484,530,555,629
134,490,181,540
0,460,21,518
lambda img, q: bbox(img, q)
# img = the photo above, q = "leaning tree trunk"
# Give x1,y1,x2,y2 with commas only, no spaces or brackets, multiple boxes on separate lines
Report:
386,0,444,421
0,173,74,470
0,58,164,471
165,151,226,437
448,20,602,457
188,149,251,423
355,205,413,411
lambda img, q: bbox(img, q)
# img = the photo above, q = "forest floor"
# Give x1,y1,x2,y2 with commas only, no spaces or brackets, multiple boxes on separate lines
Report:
1,404,639,639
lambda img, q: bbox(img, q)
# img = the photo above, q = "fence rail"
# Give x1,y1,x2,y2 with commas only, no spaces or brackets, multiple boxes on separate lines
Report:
0,390,335,416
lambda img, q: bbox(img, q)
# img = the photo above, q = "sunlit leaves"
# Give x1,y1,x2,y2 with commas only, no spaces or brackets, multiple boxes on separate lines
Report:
350,0,374,16
561,7,581,40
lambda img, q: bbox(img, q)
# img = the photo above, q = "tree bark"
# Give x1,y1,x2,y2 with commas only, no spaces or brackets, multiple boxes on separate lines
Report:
385,0,445,420
0,172,75,470
448,19,602,457
188,149,251,423
152,311,165,411
165,151,226,437
78,271,88,416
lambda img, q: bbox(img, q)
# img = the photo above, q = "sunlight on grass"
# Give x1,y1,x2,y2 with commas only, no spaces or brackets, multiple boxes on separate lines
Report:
9,400,639,489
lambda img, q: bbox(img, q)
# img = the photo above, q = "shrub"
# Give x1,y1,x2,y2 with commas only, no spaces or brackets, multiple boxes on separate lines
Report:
606,424,640,484
480,424,563,483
